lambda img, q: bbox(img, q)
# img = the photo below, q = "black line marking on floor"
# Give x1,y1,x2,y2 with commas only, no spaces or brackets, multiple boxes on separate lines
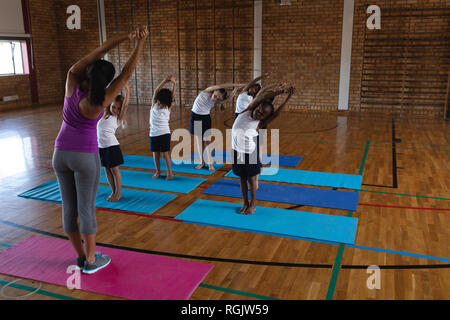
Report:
362,183,395,188
0,219,330,269
392,118,399,189
287,204,305,210
2,219,450,270
362,119,400,189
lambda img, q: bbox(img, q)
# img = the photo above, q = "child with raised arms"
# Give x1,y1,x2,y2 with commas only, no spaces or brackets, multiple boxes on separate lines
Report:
150,75,176,180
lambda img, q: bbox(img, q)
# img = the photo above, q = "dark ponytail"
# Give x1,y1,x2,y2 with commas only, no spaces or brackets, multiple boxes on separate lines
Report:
86,60,115,106
219,88,227,101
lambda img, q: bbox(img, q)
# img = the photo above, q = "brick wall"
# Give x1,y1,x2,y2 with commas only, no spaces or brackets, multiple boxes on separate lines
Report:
0,75,31,110
1,0,98,111
350,0,450,117
262,0,344,111
28,0,64,105
53,0,100,89
0,0,64,110
2,0,449,117
103,0,254,110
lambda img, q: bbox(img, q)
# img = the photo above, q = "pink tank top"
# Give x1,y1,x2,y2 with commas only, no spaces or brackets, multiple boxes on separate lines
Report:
54,83,104,153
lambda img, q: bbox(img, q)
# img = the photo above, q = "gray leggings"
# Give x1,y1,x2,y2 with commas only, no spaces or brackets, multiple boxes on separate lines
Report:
52,149,100,234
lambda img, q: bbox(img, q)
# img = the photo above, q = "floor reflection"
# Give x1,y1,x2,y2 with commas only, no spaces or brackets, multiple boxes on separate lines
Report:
0,133,32,179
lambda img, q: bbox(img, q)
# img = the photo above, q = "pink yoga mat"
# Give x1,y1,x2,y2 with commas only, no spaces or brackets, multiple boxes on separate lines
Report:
0,236,213,300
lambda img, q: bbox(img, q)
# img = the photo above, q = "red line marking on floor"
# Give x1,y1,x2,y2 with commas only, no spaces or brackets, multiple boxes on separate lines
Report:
359,203,450,212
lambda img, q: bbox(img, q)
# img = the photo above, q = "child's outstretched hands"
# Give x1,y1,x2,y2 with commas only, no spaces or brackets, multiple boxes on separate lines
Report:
128,30,137,40
277,81,288,91
136,25,149,42
166,75,176,83
285,85,295,96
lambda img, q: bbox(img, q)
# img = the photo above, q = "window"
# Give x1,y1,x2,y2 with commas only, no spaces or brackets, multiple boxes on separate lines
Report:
0,40,26,75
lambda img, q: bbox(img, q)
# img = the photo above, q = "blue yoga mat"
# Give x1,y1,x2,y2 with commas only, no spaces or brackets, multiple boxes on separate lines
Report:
191,151,302,167
122,154,223,176
225,168,362,190
176,199,358,244
203,179,359,211
18,180,177,215
100,169,206,194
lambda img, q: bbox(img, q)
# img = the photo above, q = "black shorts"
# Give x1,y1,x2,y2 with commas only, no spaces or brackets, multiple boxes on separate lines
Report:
190,111,212,139
150,134,171,152
231,140,261,178
99,145,124,168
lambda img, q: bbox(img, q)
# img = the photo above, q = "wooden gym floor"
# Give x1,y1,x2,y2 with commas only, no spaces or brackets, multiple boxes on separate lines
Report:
0,103,449,300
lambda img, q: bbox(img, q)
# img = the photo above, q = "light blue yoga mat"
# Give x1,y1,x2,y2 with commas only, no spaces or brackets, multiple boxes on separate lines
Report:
225,168,362,190
18,180,177,215
100,169,206,194
191,151,303,167
122,154,223,176
175,199,358,244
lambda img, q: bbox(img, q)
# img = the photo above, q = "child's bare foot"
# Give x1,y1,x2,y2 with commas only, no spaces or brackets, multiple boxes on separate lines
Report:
195,163,206,170
110,193,122,202
106,194,114,201
208,164,215,171
244,204,256,215
166,173,174,180
152,172,160,179
238,203,249,214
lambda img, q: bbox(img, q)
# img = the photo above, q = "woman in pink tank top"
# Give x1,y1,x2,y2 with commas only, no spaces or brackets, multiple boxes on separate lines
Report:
52,26,149,274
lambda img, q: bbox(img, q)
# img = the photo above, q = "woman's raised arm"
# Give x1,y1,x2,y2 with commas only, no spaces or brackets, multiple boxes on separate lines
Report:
65,31,136,97
101,25,149,110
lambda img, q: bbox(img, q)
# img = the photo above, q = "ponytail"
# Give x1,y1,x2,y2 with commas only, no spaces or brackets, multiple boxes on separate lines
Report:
86,60,116,106
89,72,107,106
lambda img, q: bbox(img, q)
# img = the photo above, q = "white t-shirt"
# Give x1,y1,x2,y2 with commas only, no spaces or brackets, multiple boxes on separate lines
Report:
97,115,120,148
191,91,215,115
150,103,171,137
235,92,253,114
232,111,260,154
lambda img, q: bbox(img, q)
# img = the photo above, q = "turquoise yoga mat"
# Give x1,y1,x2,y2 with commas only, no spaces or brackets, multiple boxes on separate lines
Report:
18,180,177,215
100,169,206,194
175,199,358,244
225,168,362,190
122,154,223,176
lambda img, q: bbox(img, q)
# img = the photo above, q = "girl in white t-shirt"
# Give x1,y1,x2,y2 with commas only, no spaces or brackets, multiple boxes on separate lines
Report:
190,83,245,171
97,82,130,202
150,75,176,180
232,83,295,215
